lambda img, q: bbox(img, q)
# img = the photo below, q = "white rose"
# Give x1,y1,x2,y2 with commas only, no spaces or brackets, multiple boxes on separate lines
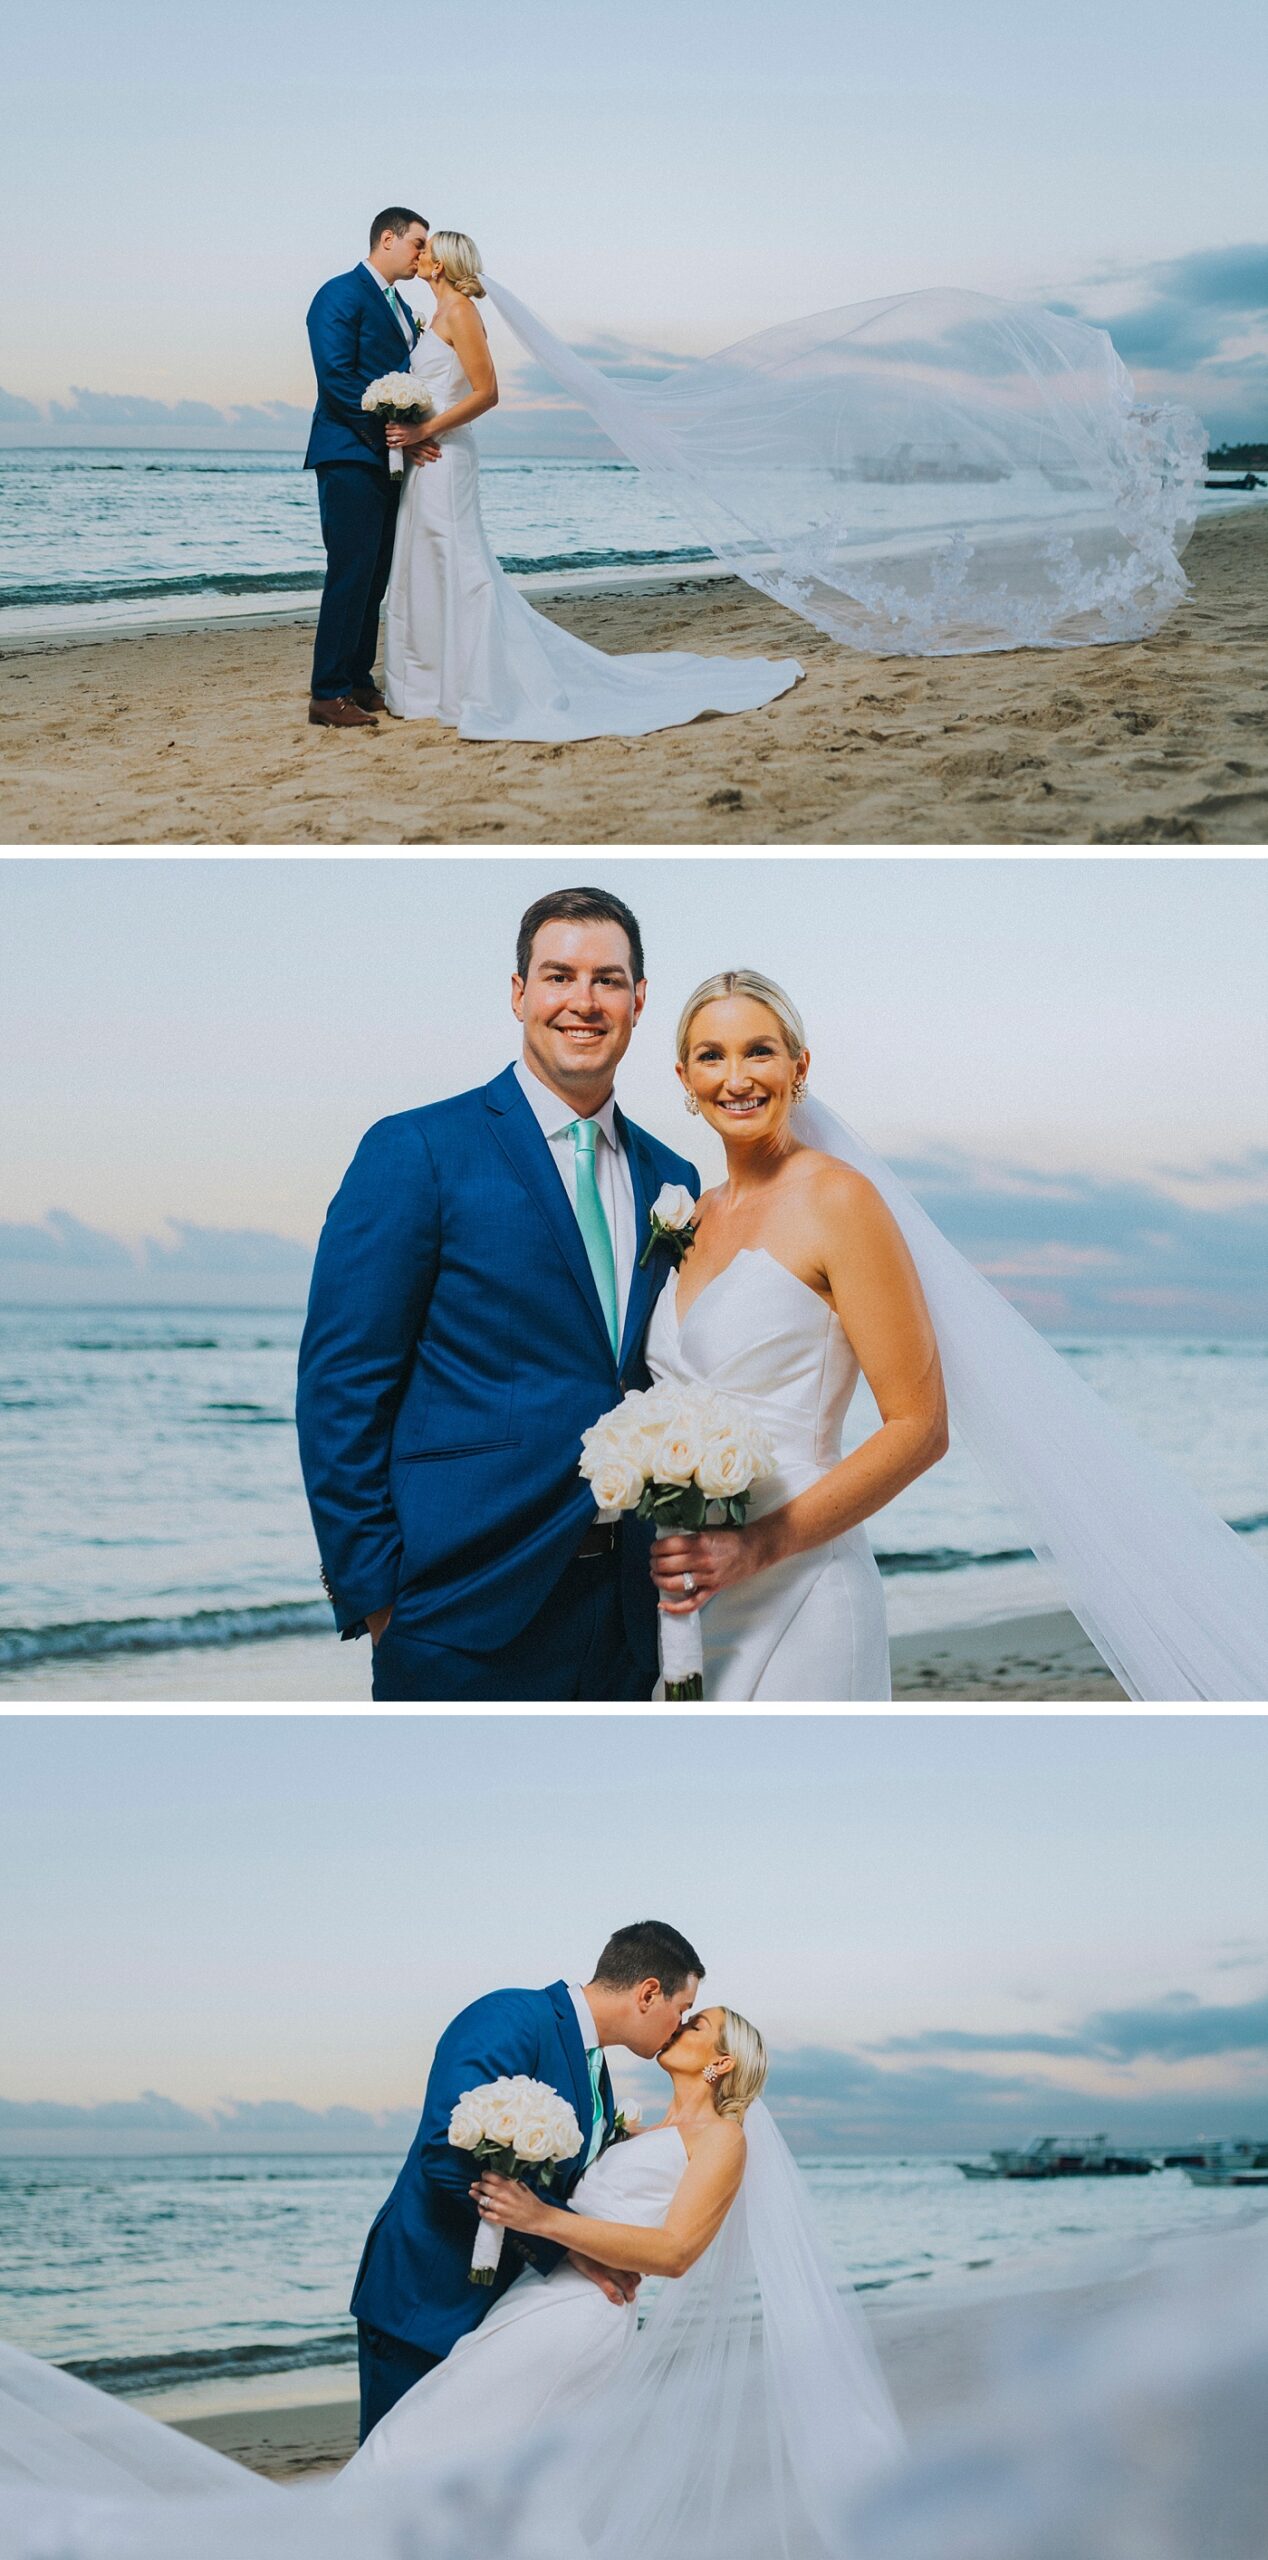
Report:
484,2103,521,2147
696,1432,756,1500
514,2116,555,2162
587,1451,648,1513
621,2102,643,2128
651,1183,695,1232
448,2105,483,2151
653,1422,703,1487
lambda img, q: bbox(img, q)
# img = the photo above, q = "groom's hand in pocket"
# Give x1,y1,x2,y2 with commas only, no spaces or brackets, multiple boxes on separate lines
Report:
366,1605,394,1646
567,2250,641,2308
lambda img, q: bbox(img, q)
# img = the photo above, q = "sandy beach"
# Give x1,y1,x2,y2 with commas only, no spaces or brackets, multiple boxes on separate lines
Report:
1,513,1264,845
0,1606,1125,1702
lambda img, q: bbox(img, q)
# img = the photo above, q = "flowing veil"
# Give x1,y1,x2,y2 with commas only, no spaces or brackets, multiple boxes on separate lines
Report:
481,276,1205,656
791,1094,1268,1702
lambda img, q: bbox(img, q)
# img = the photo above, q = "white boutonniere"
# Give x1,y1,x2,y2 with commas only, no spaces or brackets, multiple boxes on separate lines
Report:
607,2104,643,2146
639,1183,698,1270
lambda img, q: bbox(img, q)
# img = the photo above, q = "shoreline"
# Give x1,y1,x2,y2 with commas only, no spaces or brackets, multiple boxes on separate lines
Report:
154,2219,1251,2478
1,512,1263,843
0,1603,1124,1702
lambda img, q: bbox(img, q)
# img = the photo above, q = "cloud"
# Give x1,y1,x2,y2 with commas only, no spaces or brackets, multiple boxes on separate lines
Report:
0,1211,136,1271
0,2090,207,2131
0,385,41,421
139,1221,313,1281
893,1148,1268,1330
1064,243,1268,442
0,1212,313,1303
1084,1992,1268,2062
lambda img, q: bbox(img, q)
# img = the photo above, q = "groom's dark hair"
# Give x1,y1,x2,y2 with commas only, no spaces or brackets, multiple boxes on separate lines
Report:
369,206,428,250
592,1921,704,1995
516,887,645,984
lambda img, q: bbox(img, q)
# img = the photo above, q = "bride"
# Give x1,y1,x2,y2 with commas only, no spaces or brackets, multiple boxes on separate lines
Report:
640,970,1268,1705
0,2014,904,2560
646,972,945,1703
381,231,803,740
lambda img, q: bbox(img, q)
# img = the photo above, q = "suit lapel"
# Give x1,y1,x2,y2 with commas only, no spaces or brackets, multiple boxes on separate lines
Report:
617,1113,659,1371
484,1070,616,1368
545,1980,598,2162
358,263,413,360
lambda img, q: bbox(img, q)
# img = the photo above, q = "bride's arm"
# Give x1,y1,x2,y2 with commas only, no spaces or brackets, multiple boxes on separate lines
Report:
655,1166,947,1610
388,300,499,450
473,2121,744,2279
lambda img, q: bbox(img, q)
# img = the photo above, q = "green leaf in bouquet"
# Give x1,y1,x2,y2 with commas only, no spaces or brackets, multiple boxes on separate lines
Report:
680,1483,707,1530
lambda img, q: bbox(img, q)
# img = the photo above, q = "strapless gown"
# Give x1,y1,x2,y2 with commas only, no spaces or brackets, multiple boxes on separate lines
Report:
644,1247,892,1702
347,2124,687,2476
381,328,802,740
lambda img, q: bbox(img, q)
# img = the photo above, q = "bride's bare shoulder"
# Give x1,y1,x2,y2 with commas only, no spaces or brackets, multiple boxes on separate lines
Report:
799,1152,881,1212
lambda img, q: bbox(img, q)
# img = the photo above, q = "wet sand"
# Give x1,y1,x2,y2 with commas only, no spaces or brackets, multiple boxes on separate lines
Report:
0,1606,1123,1702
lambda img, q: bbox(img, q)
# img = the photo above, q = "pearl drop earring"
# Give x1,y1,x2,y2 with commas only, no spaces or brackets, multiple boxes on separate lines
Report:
791,1076,808,1104
684,1091,702,1115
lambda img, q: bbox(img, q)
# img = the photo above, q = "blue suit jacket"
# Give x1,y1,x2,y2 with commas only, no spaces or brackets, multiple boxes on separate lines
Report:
304,263,420,473
296,1065,700,1654
350,1981,615,2357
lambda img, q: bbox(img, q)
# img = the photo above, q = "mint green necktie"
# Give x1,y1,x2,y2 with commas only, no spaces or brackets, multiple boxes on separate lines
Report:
570,1119,619,1358
585,2046,606,2164
385,284,405,328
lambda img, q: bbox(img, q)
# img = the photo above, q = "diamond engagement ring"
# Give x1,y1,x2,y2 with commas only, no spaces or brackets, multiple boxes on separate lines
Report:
682,1571,697,1594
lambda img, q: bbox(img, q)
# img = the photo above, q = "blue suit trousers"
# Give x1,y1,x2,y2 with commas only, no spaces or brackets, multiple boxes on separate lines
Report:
311,463,399,699
370,1548,657,1702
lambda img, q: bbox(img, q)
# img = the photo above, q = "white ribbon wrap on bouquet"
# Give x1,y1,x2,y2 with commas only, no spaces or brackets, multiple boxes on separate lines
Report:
388,446,404,478
655,1525,704,1688
470,2214,504,2282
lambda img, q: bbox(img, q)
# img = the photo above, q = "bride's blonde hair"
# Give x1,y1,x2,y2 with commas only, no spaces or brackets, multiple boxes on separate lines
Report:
676,970,806,1065
713,2009,768,2122
429,230,486,299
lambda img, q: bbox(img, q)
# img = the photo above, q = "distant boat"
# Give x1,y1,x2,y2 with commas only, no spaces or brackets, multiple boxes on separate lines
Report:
955,2135,1157,2180
1180,2142,1268,2187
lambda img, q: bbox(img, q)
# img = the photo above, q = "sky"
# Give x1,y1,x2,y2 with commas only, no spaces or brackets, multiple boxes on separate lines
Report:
2,855,1267,1334
2,2,1266,446
2,1714,1266,2154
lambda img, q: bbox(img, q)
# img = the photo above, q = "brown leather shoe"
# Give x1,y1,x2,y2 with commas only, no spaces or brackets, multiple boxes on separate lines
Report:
308,695,379,729
347,685,388,713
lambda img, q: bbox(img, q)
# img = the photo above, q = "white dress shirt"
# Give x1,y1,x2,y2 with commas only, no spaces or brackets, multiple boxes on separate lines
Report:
513,1059,637,1345
361,258,416,345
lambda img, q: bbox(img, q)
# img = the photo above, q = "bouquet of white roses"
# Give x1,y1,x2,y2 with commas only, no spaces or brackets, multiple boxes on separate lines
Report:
448,2075,582,2283
579,1381,776,1700
361,371,435,476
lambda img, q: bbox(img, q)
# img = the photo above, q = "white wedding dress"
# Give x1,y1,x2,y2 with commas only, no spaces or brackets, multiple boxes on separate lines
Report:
349,2125,684,2476
645,1247,891,1703
381,326,803,739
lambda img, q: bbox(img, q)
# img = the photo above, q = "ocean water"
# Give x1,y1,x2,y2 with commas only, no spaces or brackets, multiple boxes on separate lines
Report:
0,1307,1265,1672
0,447,1262,643
2,2149,1262,2410
0,450,713,642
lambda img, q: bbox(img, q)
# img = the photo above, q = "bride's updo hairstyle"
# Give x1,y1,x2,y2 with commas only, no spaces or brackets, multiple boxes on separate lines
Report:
430,230,486,299
713,2009,768,2122
676,970,807,1067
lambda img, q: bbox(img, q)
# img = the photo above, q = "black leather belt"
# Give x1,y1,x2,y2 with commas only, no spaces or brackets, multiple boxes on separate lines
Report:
575,1521,618,1560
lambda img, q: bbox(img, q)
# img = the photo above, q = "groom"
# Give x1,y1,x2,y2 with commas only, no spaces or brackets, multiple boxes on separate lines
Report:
350,1920,704,2439
304,207,441,730
296,886,701,1702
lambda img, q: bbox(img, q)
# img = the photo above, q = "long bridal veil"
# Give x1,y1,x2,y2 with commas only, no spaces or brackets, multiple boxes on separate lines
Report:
793,1095,1268,1702
482,277,1205,657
